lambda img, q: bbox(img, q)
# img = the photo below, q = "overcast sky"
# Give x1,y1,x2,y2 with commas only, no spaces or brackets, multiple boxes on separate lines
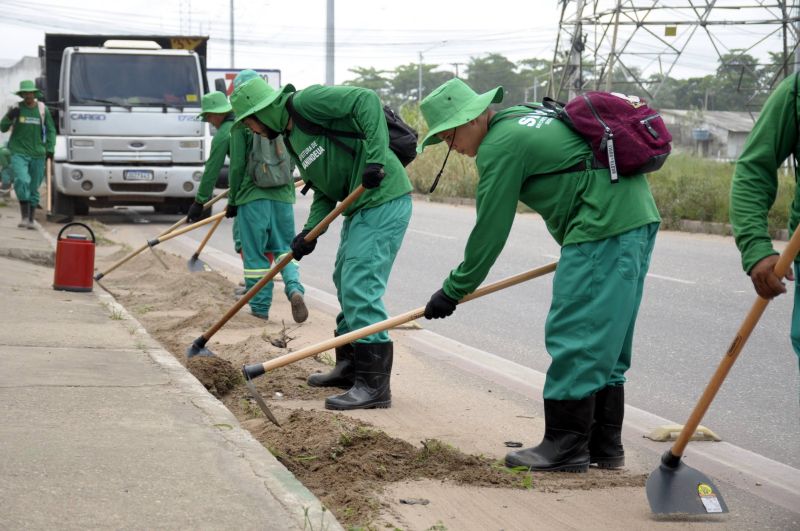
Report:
0,0,795,90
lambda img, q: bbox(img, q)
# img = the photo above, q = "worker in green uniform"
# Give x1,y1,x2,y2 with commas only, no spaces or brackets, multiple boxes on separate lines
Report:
0,143,11,197
230,76,413,411
0,80,56,229
730,73,800,371
418,78,661,472
227,70,307,323
186,91,233,223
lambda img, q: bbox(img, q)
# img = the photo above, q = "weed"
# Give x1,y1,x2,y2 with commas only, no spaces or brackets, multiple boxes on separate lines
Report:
296,455,318,462
136,305,155,314
315,351,335,367
134,340,147,351
427,522,447,531
302,505,330,531
240,398,263,419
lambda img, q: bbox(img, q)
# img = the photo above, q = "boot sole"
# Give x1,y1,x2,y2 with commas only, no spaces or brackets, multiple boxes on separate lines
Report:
591,456,625,469
505,458,589,473
290,293,308,323
324,400,391,411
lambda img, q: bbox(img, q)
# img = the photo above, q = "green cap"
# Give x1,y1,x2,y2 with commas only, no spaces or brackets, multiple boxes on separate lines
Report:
230,77,294,125
197,91,232,121
14,79,43,99
417,78,503,153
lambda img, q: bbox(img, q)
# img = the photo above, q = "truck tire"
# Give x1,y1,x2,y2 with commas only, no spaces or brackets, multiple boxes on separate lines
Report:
51,188,75,218
74,199,89,216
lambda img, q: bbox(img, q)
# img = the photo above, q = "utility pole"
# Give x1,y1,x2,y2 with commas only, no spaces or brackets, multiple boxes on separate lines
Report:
229,0,234,68
417,41,447,102
325,0,335,85
568,0,585,99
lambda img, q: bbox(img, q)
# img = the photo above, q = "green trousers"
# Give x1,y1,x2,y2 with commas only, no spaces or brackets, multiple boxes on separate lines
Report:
10,154,45,205
238,199,303,316
544,222,659,400
1,167,12,188
333,194,412,344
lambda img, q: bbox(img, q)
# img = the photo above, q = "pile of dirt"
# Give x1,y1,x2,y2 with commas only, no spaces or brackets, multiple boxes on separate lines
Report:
187,356,241,398
97,245,647,528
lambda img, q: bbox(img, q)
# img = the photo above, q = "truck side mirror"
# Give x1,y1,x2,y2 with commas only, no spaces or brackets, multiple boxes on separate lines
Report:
214,78,227,93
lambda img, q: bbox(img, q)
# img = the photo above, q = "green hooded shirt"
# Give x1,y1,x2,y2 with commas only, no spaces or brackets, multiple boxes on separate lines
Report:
730,73,800,273
280,85,412,230
0,102,56,158
228,125,295,206
196,118,233,204
442,105,661,300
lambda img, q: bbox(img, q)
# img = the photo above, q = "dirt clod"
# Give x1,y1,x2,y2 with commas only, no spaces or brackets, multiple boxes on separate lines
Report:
187,356,241,397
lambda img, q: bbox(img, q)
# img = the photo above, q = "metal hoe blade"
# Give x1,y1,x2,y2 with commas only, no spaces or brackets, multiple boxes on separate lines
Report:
187,253,211,273
646,452,728,515
244,376,280,427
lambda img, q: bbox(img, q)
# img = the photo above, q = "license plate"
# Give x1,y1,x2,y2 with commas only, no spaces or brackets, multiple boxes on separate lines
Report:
123,169,154,181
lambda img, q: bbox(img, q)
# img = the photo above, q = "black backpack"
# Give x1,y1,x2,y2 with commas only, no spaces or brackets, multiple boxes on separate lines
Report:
286,94,418,167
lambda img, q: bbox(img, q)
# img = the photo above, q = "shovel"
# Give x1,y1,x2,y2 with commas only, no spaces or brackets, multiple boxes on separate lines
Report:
187,214,224,272
186,185,367,358
241,262,558,426
646,224,800,516
94,190,229,281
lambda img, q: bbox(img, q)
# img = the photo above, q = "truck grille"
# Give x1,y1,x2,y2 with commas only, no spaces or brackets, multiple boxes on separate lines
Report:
109,183,168,193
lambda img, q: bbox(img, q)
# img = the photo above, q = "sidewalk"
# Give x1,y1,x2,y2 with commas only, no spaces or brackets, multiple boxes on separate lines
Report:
0,203,343,530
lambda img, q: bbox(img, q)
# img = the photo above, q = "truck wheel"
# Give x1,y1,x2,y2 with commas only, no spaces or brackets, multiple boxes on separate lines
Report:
74,199,89,216
51,189,75,218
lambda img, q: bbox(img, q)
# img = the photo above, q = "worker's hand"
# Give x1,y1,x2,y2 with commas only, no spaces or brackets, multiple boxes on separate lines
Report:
46,151,54,161
290,229,317,260
361,163,385,189
224,203,237,218
186,201,205,223
749,254,794,299
424,288,458,320
6,106,19,121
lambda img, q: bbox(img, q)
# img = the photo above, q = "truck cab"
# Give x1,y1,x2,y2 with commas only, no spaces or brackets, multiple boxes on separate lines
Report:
50,37,207,216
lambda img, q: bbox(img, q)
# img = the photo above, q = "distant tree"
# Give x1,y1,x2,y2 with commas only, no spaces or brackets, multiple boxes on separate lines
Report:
465,54,522,104
517,58,551,102
713,51,760,111
391,62,453,104
342,67,392,97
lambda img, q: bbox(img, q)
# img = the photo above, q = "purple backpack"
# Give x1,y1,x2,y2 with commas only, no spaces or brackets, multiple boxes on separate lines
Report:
538,91,672,183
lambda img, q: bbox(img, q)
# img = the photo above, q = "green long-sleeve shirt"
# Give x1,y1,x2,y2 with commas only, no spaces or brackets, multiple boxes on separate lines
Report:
0,102,56,158
730,73,800,273
195,119,233,203
285,85,412,230
442,106,661,301
228,126,295,206
0,145,10,168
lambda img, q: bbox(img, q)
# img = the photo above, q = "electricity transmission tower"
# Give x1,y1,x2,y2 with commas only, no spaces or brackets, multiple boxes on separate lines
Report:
549,0,800,106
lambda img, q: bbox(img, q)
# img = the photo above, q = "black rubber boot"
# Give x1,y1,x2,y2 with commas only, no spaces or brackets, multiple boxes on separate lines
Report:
17,201,29,228
589,385,625,469
307,332,355,389
27,199,35,229
505,395,595,473
325,342,392,410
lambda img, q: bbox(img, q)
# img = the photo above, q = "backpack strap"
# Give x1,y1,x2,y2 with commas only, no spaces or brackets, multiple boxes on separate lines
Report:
285,93,363,159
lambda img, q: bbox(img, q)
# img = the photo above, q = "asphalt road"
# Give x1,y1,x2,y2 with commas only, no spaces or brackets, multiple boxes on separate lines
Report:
94,193,800,469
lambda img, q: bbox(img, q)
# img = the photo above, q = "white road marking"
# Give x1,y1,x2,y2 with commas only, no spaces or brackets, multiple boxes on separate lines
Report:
409,228,456,240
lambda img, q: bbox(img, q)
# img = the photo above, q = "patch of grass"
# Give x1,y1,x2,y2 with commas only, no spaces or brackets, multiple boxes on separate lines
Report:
427,522,448,531
302,505,330,531
315,351,335,367
401,103,796,235
134,340,147,351
240,398,263,419
135,304,155,315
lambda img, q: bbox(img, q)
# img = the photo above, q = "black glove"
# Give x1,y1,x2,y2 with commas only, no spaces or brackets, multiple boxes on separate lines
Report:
361,163,385,189
225,203,238,218
6,106,19,121
424,289,458,320
186,201,205,223
290,229,317,260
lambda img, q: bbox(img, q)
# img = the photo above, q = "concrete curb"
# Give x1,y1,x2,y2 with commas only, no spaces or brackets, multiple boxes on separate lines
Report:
37,222,345,531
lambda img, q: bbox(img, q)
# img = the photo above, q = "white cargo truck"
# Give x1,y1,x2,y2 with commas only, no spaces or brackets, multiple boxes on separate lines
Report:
41,34,210,216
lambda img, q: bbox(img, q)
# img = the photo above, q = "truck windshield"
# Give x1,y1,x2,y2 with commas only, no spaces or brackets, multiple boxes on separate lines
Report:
69,53,201,108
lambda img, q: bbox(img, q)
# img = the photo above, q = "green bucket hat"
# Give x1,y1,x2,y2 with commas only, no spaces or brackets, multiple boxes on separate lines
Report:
230,77,295,125
197,91,232,121
14,79,43,99
418,78,503,153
